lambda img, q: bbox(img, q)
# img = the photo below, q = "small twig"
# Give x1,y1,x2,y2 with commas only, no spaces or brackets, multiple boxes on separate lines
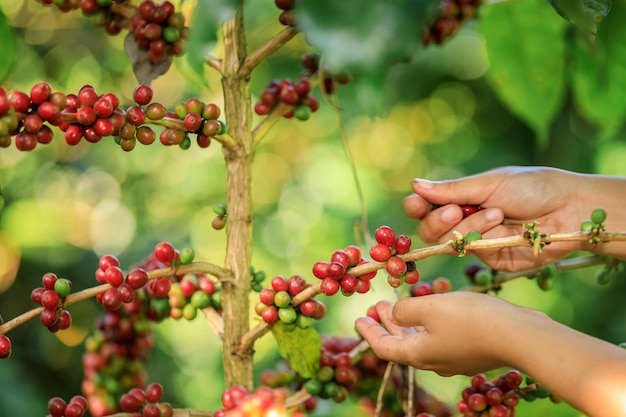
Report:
205,55,222,73
202,307,225,338
375,362,396,417
407,366,415,417
251,102,293,145
285,387,311,409
242,25,299,74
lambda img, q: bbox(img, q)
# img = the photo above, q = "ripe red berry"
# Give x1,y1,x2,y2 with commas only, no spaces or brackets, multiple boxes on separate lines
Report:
410,282,434,297
78,85,98,107
0,335,12,359
37,101,61,121
467,393,487,412
40,308,58,327
142,403,161,417
119,392,143,412
154,241,176,263
126,105,146,125
343,245,361,267
30,82,52,105
8,90,31,112
340,274,359,294
374,225,396,246
312,261,329,279
184,112,202,132
259,288,276,305
58,309,72,330
369,243,392,262
404,269,421,285
503,369,523,389
47,396,67,417
41,289,61,309
42,272,58,290
461,204,481,218
287,274,307,296
385,256,407,277
133,84,154,105
221,386,248,410
270,276,288,292
101,288,122,311
64,124,83,145
320,277,340,296
394,235,412,254
261,305,279,324
31,287,45,304
117,284,135,303
145,382,164,402
104,266,125,287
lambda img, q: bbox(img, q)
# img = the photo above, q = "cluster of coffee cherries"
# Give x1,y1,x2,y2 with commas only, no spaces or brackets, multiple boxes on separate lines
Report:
118,382,173,416
312,245,377,296
368,225,419,288
120,84,226,151
210,202,227,231
299,52,353,95
212,386,306,417
458,370,524,417
30,273,73,333
37,1,188,62
421,0,482,45
302,336,362,403
47,395,90,417
254,77,320,121
256,274,325,327
130,1,188,63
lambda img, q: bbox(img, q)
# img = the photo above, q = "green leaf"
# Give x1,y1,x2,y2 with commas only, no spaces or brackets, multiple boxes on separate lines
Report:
271,321,321,378
480,0,567,145
0,6,17,83
186,0,238,82
547,0,613,34
571,0,626,138
295,0,438,74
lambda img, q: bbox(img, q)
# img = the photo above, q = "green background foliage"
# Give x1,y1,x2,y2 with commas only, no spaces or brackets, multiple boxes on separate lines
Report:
0,0,625,416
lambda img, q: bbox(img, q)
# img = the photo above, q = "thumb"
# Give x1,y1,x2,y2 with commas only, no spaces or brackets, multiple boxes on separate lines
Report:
412,172,503,207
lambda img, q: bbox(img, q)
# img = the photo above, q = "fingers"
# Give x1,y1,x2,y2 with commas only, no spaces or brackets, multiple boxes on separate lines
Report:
402,193,432,219
418,206,506,244
354,315,407,363
411,173,502,206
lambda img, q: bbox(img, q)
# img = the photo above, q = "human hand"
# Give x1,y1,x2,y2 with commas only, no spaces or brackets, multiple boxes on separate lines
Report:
402,166,592,271
354,292,543,376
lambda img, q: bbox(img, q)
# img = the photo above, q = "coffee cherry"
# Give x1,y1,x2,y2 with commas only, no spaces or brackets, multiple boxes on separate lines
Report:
0,335,11,359
145,382,164,402
374,225,396,246
591,208,607,224
120,392,143,412
126,268,148,289
64,401,85,417
278,306,297,324
105,266,125,287
320,278,340,296
385,256,407,277
154,241,176,263
460,204,481,218
369,243,392,262
261,305,279,324
53,278,72,298
47,396,67,417
41,289,61,309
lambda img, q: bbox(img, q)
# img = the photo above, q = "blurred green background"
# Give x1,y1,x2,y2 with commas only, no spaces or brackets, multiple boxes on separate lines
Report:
0,0,625,416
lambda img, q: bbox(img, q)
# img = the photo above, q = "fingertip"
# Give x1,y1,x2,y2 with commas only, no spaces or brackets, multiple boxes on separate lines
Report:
402,194,430,219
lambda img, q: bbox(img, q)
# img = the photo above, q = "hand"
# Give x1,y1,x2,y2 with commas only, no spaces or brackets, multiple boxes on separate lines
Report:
355,292,542,376
402,166,625,271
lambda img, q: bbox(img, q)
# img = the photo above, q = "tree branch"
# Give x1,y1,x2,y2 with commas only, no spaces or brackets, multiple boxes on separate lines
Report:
242,25,299,75
106,408,214,417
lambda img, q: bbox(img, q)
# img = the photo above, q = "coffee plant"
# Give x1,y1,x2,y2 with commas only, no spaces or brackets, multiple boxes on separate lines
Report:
0,0,624,417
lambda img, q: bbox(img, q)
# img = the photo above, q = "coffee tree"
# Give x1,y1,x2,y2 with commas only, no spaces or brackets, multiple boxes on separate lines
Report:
0,0,624,417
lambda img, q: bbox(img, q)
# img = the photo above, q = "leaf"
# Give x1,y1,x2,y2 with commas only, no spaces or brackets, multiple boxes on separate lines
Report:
0,7,17,83
295,0,438,75
547,0,613,34
480,0,567,145
124,34,173,86
571,0,626,138
271,321,321,379
186,0,238,81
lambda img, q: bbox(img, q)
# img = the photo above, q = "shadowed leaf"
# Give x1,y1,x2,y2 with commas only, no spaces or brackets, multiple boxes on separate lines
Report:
124,34,173,86
548,0,613,34
0,7,17,83
571,0,626,138
480,0,567,145
271,321,321,379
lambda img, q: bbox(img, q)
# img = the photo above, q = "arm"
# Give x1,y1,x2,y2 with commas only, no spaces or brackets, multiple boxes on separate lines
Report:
402,166,626,271
355,292,626,417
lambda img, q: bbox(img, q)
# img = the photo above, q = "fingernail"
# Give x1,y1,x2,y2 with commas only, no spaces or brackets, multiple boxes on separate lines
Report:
440,206,457,222
413,179,433,189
